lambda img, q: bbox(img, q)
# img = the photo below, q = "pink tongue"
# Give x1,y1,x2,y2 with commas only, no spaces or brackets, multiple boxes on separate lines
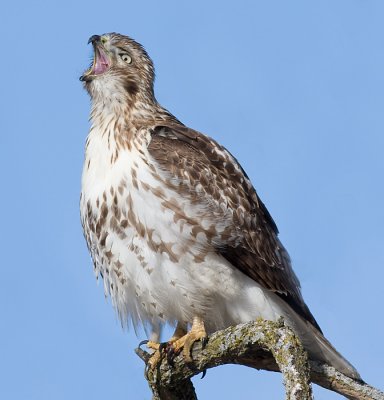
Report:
93,49,109,74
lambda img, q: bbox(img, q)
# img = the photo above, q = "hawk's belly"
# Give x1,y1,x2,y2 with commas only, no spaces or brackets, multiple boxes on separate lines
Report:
81,136,282,334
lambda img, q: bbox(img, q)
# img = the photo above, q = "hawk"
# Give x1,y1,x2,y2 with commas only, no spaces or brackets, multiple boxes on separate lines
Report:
80,33,359,379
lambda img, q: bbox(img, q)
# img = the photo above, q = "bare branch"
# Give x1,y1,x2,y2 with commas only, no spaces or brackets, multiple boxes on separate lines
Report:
136,319,384,400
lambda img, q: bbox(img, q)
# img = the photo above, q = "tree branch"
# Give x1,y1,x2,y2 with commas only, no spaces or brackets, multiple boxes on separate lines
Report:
136,319,384,400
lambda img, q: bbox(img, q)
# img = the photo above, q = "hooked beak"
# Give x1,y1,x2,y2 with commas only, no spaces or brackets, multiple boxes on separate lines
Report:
80,35,111,82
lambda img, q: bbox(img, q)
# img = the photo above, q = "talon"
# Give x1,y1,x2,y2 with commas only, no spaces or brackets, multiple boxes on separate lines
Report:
172,316,207,363
159,342,167,352
137,339,163,370
138,339,149,349
201,369,207,379
183,337,195,363
144,363,150,379
146,340,161,351
139,320,207,370
147,349,163,370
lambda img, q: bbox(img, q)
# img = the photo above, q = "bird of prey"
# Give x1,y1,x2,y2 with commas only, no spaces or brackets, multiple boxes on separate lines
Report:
80,32,360,379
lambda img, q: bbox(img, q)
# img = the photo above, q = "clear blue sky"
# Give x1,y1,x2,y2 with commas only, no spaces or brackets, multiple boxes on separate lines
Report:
1,1,383,399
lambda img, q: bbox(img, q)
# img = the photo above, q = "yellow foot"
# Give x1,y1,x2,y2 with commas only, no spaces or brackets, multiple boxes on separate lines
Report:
138,340,163,370
147,349,162,370
139,318,207,368
146,340,161,351
170,317,207,363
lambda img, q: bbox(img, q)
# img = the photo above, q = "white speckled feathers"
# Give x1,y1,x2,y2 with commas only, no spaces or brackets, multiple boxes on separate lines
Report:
81,115,279,333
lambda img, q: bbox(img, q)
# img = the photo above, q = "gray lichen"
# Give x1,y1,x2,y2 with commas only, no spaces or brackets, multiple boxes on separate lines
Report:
136,319,384,400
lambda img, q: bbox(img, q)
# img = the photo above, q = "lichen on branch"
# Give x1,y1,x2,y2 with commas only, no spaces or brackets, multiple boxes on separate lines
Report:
135,319,384,400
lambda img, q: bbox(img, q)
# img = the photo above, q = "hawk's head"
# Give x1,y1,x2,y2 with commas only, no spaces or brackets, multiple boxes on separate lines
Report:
80,33,155,104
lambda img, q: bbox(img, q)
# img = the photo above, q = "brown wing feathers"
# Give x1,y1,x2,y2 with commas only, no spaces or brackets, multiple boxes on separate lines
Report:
149,123,322,332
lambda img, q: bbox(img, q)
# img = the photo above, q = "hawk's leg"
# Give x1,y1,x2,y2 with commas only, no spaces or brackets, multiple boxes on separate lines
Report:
144,328,162,352
168,316,207,363
168,323,188,343
144,322,187,369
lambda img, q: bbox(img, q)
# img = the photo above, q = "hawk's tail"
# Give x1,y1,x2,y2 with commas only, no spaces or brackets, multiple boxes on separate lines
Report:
291,313,362,381
271,293,362,380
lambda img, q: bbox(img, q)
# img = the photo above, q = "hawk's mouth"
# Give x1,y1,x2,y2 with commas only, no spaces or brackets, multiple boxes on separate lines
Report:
80,42,110,81
91,46,110,75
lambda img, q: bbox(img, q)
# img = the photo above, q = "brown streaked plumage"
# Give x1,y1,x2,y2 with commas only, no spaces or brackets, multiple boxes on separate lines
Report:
80,32,360,380
148,123,321,331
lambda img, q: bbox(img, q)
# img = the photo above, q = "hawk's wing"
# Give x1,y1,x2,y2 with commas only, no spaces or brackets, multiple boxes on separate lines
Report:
148,123,321,332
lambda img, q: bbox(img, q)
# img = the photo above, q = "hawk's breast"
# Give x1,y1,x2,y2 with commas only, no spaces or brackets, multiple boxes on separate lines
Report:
80,124,243,330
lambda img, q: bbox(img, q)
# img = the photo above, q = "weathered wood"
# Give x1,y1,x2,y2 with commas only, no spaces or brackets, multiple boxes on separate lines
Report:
137,319,312,399
136,319,384,400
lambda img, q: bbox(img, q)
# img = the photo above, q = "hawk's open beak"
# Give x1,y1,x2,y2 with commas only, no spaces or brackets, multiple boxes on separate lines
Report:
80,35,110,82
88,35,101,44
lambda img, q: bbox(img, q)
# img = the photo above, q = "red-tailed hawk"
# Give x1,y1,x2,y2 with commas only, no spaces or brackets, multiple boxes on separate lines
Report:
80,33,359,379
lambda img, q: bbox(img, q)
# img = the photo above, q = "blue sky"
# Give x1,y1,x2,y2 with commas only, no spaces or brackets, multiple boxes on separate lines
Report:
1,1,383,399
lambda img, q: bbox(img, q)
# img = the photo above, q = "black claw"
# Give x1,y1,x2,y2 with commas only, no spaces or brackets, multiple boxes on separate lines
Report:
201,336,208,349
201,369,207,379
138,339,149,349
144,364,150,380
166,346,175,366
159,342,167,352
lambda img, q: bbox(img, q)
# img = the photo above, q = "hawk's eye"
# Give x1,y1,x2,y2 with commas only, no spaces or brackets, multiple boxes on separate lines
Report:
119,53,132,64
